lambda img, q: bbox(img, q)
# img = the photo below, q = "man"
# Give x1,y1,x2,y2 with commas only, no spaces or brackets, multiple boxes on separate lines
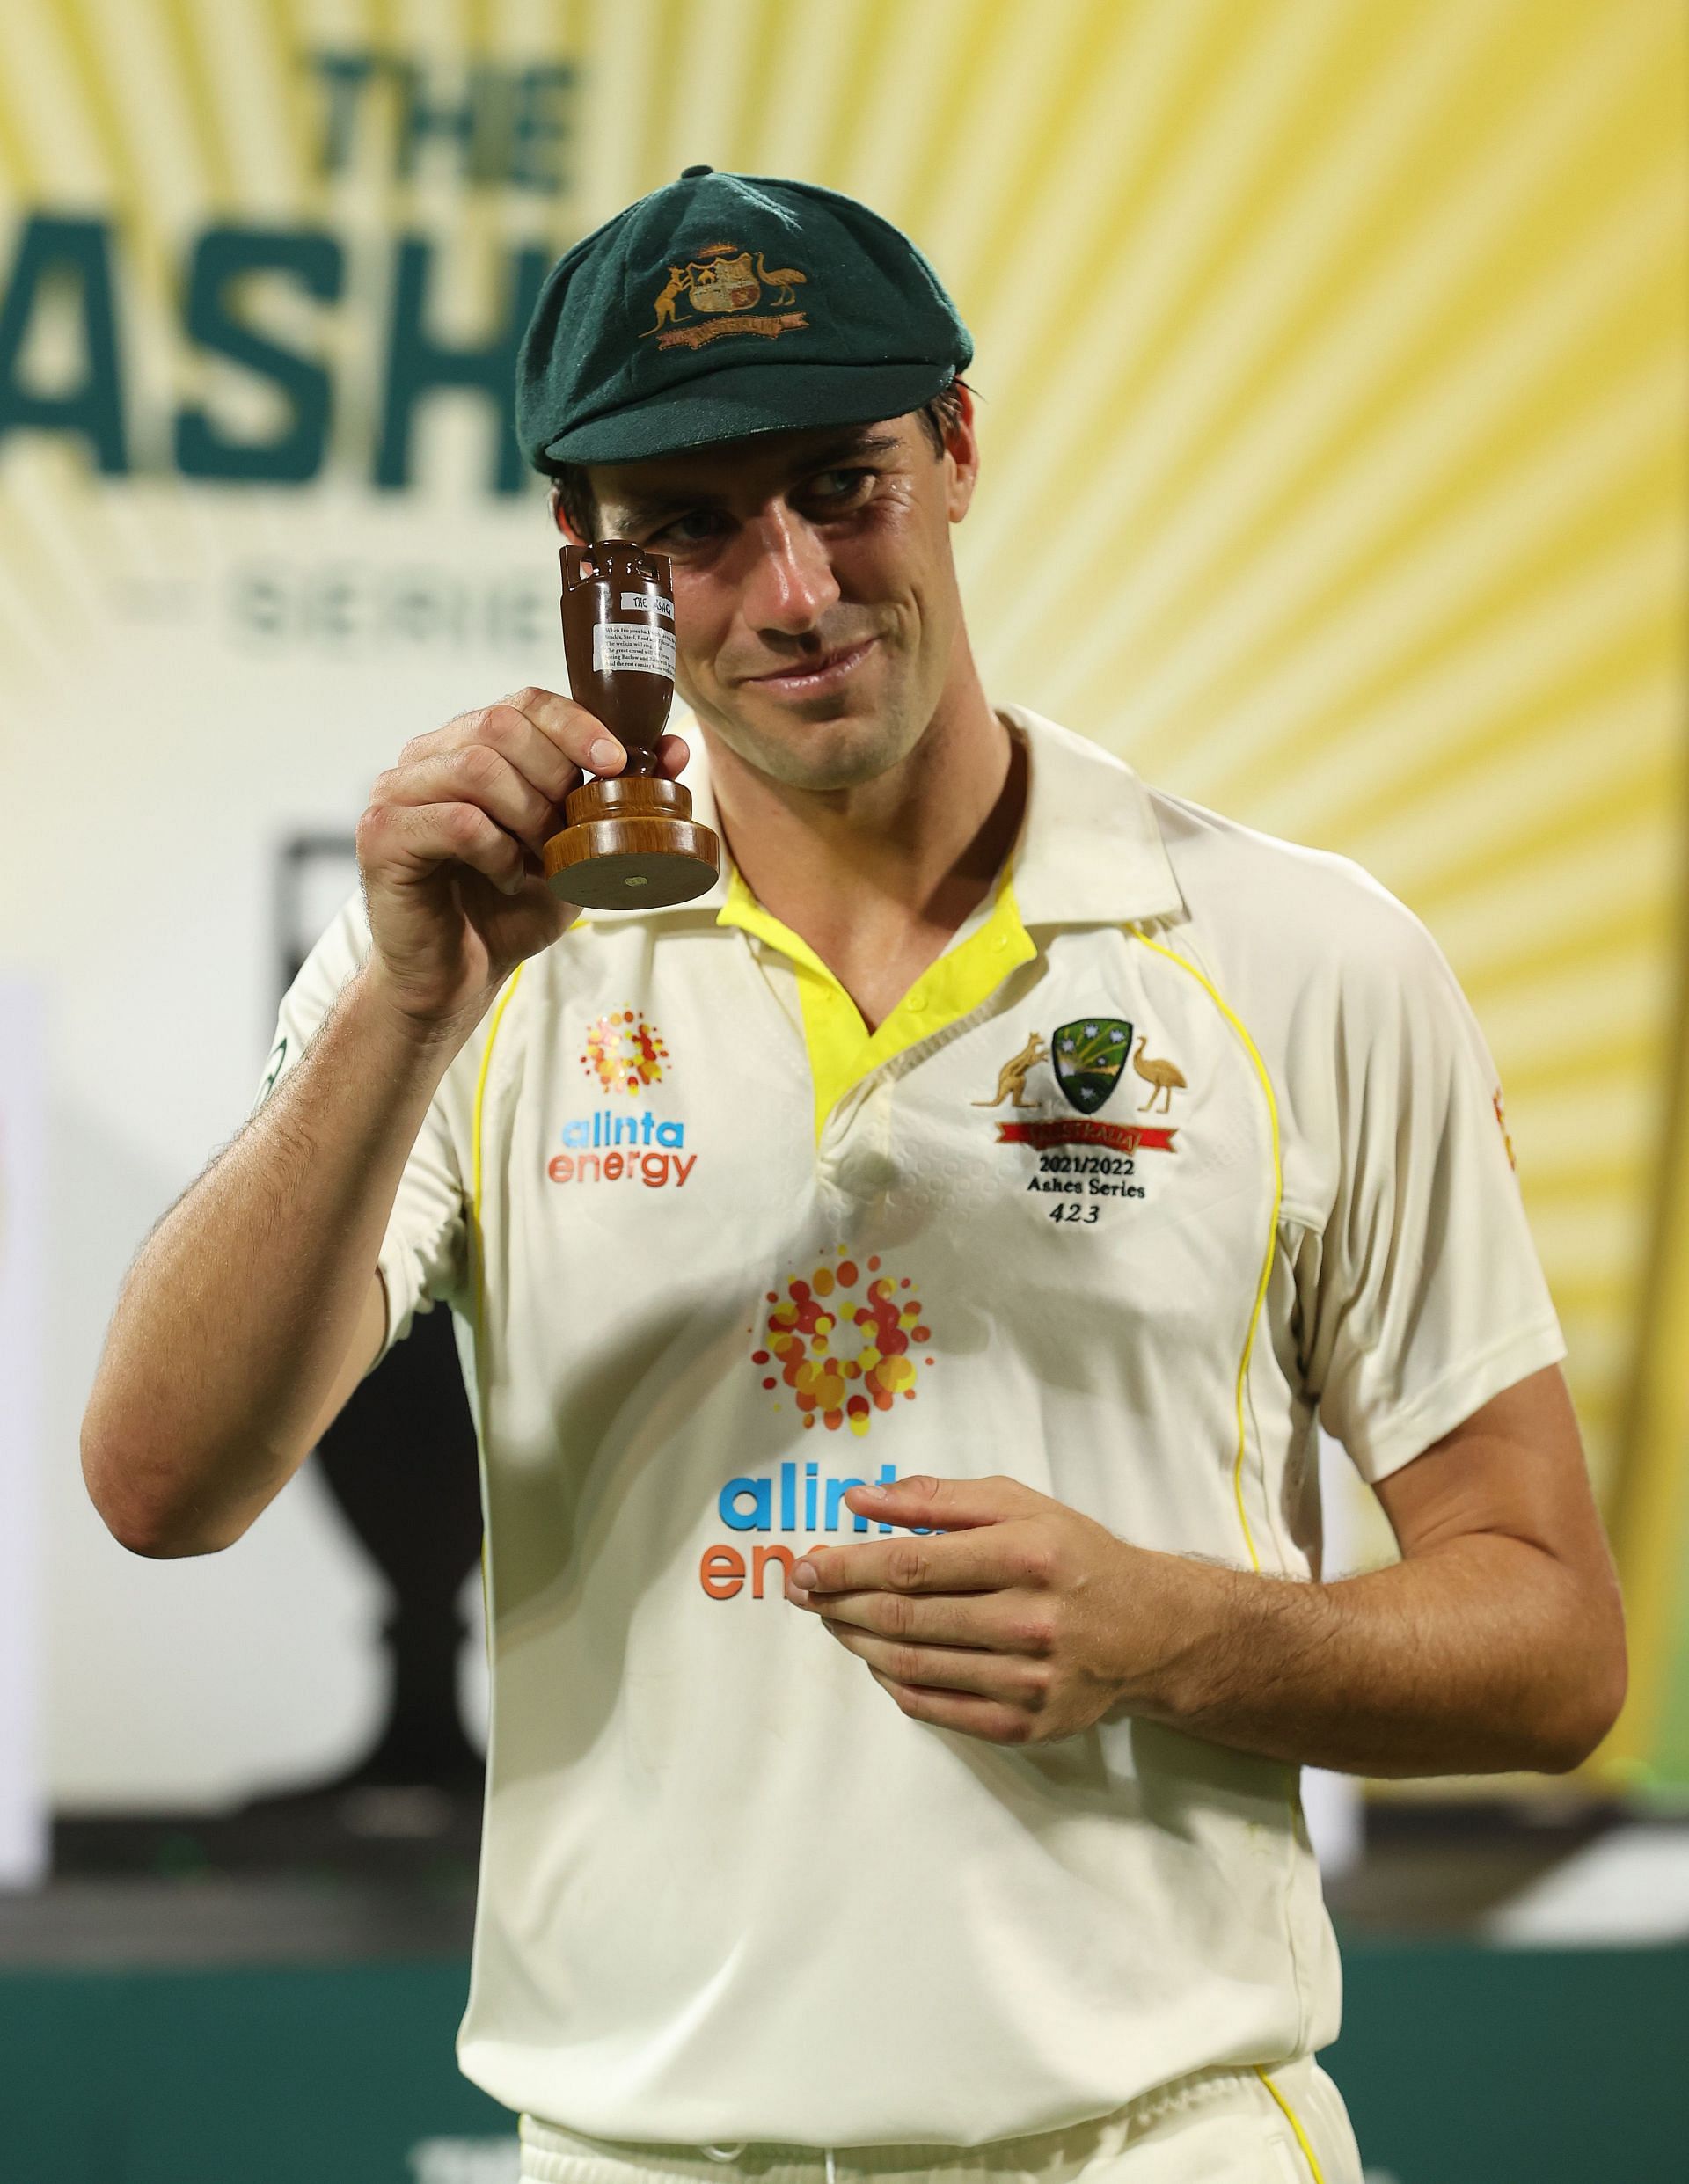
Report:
84,171,1625,2182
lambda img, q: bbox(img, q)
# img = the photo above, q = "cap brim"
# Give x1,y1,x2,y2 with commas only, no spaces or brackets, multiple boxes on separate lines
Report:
542,359,957,466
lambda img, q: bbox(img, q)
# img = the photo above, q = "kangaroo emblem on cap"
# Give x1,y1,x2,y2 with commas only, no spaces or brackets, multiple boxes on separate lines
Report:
641,239,810,350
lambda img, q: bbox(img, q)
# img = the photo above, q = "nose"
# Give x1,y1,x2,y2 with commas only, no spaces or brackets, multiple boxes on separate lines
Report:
738,504,840,637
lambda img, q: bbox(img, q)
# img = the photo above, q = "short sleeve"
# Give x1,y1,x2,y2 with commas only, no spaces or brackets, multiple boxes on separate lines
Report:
257,894,467,1369
1298,901,1566,1483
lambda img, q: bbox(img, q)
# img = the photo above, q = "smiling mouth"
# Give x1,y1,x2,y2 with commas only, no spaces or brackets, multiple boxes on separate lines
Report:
743,637,878,695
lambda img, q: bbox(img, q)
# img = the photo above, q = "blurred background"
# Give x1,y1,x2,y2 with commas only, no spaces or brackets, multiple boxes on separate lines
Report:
1,0,1685,2177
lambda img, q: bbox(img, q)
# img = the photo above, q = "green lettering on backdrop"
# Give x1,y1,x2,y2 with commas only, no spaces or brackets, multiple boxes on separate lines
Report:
375,237,548,493
0,214,128,472
508,67,576,194
305,52,576,191
308,52,378,174
391,61,481,179
174,228,345,483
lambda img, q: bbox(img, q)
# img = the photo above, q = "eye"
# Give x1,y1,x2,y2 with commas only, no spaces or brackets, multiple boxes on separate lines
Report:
647,509,724,549
804,466,876,509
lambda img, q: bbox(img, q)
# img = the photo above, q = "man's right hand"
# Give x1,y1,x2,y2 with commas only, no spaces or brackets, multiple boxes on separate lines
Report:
355,687,691,1035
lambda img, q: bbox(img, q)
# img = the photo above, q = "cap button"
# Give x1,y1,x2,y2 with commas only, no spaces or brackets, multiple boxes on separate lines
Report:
680,164,713,179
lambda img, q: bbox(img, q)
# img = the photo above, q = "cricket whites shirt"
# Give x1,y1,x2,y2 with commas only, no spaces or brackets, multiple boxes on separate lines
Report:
265,706,1565,2147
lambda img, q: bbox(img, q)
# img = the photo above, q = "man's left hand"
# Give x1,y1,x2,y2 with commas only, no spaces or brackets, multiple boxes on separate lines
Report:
785,1472,1198,1746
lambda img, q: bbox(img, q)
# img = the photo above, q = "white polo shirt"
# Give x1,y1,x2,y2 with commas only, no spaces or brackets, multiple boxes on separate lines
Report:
267,705,1563,2148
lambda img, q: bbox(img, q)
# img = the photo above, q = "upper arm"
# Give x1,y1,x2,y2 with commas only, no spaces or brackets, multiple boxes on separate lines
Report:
1373,1363,1625,1651
1299,894,1565,1482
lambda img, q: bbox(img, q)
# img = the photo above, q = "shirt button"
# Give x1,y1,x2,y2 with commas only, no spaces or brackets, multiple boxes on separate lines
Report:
840,1152,899,1195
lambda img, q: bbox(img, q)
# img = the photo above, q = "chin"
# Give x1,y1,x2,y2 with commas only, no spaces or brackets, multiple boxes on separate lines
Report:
751,712,918,790
704,690,923,793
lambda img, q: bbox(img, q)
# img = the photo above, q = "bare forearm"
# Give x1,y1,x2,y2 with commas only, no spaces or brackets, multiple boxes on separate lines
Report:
796,1390,1624,1763
1137,1537,1625,1777
82,967,469,1556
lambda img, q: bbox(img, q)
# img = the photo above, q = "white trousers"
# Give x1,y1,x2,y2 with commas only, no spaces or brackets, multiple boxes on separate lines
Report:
519,2059,1364,2184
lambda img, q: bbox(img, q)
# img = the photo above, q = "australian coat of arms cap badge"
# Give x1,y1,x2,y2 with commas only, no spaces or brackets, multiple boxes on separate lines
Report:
642,239,810,351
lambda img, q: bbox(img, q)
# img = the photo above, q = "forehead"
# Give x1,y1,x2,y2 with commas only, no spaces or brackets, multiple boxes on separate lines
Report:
589,415,924,518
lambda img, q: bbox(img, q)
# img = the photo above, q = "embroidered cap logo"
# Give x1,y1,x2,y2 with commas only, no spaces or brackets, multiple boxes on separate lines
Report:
642,238,810,352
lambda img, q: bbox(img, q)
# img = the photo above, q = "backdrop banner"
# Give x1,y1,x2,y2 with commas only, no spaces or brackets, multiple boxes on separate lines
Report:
0,981,47,1888
1,0,1684,1811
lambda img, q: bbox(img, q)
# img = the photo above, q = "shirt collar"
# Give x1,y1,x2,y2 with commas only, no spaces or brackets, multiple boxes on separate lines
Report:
575,702,1184,931
995,704,1185,927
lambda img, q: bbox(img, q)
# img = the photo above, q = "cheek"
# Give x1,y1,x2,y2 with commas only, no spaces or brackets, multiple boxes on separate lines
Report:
852,498,951,608
671,584,731,683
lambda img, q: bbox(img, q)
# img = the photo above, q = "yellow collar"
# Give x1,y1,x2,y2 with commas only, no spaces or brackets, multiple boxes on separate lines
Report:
717,861,1037,1141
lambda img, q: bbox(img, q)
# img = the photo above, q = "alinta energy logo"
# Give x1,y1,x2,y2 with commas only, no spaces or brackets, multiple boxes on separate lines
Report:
750,1246,934,1436
699,1248,938,1603
546,1008,695,1191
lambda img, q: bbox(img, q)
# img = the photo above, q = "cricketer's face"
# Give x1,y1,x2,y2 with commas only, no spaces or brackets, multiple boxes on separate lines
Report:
569,402,979,793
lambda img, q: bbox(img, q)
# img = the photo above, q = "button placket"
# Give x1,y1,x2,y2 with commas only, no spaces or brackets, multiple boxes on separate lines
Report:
815,1083,858,1216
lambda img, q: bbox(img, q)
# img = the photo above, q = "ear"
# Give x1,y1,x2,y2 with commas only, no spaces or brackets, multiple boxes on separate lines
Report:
943,383,980,524
549,479,591,545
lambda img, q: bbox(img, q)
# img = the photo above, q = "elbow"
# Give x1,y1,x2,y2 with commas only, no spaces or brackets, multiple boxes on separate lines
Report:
106,1513,232,1561
79,1420,243,1560
1530,1618,1628,1776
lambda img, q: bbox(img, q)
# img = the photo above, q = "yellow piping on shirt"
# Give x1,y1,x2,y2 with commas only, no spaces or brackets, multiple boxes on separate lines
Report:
1255,2068,1327,2182
471,963,525,1337
1129,931,1283,1574
470,965,524,1680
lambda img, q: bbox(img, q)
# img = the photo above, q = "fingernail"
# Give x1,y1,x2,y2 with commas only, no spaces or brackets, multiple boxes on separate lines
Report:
792,1559,818,1590
590,736,622,768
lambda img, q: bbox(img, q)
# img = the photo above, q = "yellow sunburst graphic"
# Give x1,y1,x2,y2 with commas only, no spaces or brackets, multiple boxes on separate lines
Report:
755,1247,934,1438
580,1009,669,1096
3,0,1685,1779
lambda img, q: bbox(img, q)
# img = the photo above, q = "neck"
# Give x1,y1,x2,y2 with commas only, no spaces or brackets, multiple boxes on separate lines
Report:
701,655,1020,968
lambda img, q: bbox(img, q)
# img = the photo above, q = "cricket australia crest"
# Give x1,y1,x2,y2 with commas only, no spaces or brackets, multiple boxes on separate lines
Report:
1052,1019,1132,1114
975,1014,1187,1189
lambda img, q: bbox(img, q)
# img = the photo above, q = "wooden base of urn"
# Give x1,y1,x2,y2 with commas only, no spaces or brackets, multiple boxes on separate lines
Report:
542,774,720,909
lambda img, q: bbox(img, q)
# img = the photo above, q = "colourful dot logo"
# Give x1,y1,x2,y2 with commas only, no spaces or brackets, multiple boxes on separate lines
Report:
751,1249,934,1437
580,1010,669,1097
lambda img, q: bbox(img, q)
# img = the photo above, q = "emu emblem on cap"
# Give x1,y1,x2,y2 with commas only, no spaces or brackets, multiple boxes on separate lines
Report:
643,240,810,350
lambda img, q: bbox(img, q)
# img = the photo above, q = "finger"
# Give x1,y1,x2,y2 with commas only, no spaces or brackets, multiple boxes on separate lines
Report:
361,800,527,896
496,686,625,776
866,1668,1034,1746
496,697,691,785
791,1519,1040,1600
398,708,581,816
810,1584,1050,1655
825,1619,1052,1703
376,746,559,855
471,702,589,806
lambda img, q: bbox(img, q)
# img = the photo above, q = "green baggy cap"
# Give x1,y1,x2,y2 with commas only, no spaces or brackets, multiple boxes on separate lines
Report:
516,168,974,469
